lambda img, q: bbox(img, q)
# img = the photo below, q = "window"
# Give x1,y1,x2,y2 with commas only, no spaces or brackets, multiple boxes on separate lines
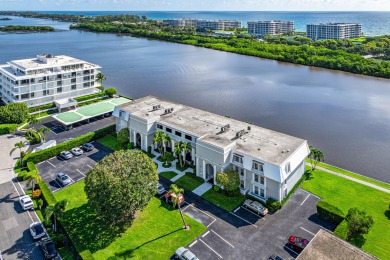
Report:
175,131,182,137
43,90,47,96
157,124,163,130
71,85,76,90
21,93,29,99
57,81,62,86
71,72,76,77
254,186,259,195
185,134,192,141
260,188,265,198
254,174,259,183
57,87,62,93
83,82,90,87
240,180,245,189
56,74,62,79
166,127,172,133
71,78,76,83
233,154,243,164
119,110,124,117
286,162,291,173
252,161,264,172
240,168,244,176
30,92,34,98
260,176,264,185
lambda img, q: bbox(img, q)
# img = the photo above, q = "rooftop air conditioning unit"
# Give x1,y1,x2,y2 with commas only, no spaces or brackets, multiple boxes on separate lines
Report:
247,126,251,131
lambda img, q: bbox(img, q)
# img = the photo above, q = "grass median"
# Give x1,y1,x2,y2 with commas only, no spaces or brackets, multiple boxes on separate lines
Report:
160,171,178,180
96,135,123,151
302,169,390,259
201,189,246,212
174,173,204,192
55,180,206,259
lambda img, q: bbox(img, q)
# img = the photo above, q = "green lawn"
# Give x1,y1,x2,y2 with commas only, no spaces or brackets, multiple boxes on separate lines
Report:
160,171,178,180
58,247,74,260
201,189,246,212
307,160,390,191
176,163,189,172
175,173,204,191
97,135,123,151
55,181,206,259
302,169,390,259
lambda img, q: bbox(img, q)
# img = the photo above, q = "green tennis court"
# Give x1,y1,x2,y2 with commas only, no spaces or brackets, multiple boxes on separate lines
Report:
52,97,130,125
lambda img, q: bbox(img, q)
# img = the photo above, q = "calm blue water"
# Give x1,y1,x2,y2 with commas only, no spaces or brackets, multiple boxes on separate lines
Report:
36,11,390,36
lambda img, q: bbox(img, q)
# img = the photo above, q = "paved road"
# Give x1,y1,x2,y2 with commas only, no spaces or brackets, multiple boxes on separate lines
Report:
0,181,43,260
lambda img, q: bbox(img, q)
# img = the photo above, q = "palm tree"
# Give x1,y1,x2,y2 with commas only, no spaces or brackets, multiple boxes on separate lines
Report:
35,126,50,143
180,142,192,168
168,184,188,229
96,72,106,88
161,133,171,155
153,130,164,155
27,116,40,129
26,173,41,193
10,140,29,167
308,146,324,171
174,142,182,167
45,199,68,232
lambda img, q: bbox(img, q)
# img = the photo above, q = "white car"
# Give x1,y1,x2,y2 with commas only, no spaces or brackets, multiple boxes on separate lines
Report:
70,147,83,156
29,222,46,240
19,195,34,210
175,247,198,260
56,172,71,186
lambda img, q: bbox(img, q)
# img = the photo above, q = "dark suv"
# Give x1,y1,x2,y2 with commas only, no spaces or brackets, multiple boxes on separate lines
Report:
82,142,94,152
39,239,59,259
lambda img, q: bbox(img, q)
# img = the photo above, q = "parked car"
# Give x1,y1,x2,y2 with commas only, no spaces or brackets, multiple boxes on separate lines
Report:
269,254,284,260
29,222,46,240
243,199,268,216
174,247,198,260
103,112,112,117
70,147,83,156
288,236,310,252
56,172,71,186
58,151,73,160
156,183,166,195
82,142,94,152
165,192,185,207
19,195,33,210
39,239,59,259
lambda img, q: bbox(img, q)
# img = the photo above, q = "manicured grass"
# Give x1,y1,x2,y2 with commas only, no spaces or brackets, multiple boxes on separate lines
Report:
201,189,246,212
162,162,172,168
307,160,390,191
302,169,390,259
97,135,123,151
175,173,204,191
141,151,156,159
160,171,178,180
54,181,206,259
176,163,189,172
58,247,74,260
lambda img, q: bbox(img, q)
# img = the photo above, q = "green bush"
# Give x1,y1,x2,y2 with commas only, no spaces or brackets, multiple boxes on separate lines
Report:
25,124,115,164
117,128,129,146
52,234,66,248
105,88,117,97
74,93,102,102
28,102,56,113
316,200,344,225
0,102,29,124
127,142,135,149
36,209,44,222
0,124,18,134
37,180,57,206
37,199,44,209
334,219,349,240
79,250,95,260
213,185,220,192
266,198,282,212
26,130,40,144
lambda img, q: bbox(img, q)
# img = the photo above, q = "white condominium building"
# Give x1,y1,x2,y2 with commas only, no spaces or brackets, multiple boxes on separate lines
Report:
163,18,242,30
247,21,294,36
0,54,101,107
306,23,362,41
114,96,309,202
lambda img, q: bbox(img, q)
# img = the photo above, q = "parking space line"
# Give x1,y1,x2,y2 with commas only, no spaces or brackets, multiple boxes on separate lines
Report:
240,206,265,220
77,169,86,177
189,240,197,248
54,179,62,188
301,194,310,205
300,227,315,236
67,175,75,183
211,230,234,248
284,245,299,256
76,177,85,182
229,212,257,228
202,231,210,238
199,239,223,259
207,219,216,227
52,189,60,193
86,164,93,169
233,207,240,213
46,161,56,168
181,203,192,212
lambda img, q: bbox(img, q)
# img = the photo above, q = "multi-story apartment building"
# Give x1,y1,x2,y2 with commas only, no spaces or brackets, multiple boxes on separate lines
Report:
247,20,294,36
0,54,101,107
163,18,242,30
306,23,362,41
114,96,309,202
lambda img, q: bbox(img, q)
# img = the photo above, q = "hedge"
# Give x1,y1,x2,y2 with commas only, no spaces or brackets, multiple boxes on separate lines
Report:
0,124,18,134
79,250,95,260
37,180,57,206
334,219,349,240
28,102,56,113
316,200,344,225
74,93,102,102
25,124,115,164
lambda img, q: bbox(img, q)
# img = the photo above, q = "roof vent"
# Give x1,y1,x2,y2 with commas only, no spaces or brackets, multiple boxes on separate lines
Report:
247,126,251,131
282,150,286,153
221,124,230,132
236,129,246,138
152,104,161,110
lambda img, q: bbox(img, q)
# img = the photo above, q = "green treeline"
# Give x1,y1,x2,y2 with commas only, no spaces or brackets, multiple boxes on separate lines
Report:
71,22,390,79
0,25,55,32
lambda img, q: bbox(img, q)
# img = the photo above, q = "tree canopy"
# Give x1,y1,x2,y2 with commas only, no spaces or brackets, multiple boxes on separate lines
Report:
346,207,374,239
84,149,158,225
0,102,29,124
216,169,240,194
308,146,324,171
105,88,117,98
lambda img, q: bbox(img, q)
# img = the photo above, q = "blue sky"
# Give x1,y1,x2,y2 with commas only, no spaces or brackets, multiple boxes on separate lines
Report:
0,0,389,11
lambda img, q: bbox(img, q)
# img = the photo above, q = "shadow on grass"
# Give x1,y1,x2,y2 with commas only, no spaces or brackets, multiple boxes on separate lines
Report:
385,210,390,220
61,203,127,253
348,233,366,248
111,228,182,259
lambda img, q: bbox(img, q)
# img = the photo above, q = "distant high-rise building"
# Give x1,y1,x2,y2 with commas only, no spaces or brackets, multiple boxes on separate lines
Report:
306,23,362,41
163,18,242,30
247,21,294,36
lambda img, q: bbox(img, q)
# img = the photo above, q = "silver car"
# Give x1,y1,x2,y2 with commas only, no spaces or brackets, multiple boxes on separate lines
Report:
70,147,83,156
56,172,71,186
58,151,73,160
243,199,268,216
156,183,166,195
175,247,198,260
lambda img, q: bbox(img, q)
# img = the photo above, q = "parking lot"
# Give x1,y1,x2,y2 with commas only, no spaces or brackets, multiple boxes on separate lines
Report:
36,142,113,193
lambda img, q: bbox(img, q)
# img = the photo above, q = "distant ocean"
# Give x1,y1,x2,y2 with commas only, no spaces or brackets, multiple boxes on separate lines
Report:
38,11,390,36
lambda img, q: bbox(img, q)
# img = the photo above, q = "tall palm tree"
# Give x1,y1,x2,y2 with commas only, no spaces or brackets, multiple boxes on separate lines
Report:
44,199,68,232
308,146,325,171
27,116,40,129
35,126,50,143
26,173,41,193
161,133,171,154
180,142,192,167
10,140,29,167
96,72,106,88
153,130,164,155
168,184,188,229
174,142,182,167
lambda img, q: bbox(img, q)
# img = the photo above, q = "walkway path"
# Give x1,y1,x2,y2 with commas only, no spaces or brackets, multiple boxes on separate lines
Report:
192,182,212,196
315,165,390,194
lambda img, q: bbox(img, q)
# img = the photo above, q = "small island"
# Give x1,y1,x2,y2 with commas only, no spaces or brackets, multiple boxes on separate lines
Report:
0,25,55,32
0,17,12,21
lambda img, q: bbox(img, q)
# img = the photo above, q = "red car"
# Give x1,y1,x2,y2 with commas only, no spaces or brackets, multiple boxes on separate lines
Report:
288,236,309,252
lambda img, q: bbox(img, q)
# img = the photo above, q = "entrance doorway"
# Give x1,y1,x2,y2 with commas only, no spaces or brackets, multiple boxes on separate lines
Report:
136,133,141,148
206,163,214,184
